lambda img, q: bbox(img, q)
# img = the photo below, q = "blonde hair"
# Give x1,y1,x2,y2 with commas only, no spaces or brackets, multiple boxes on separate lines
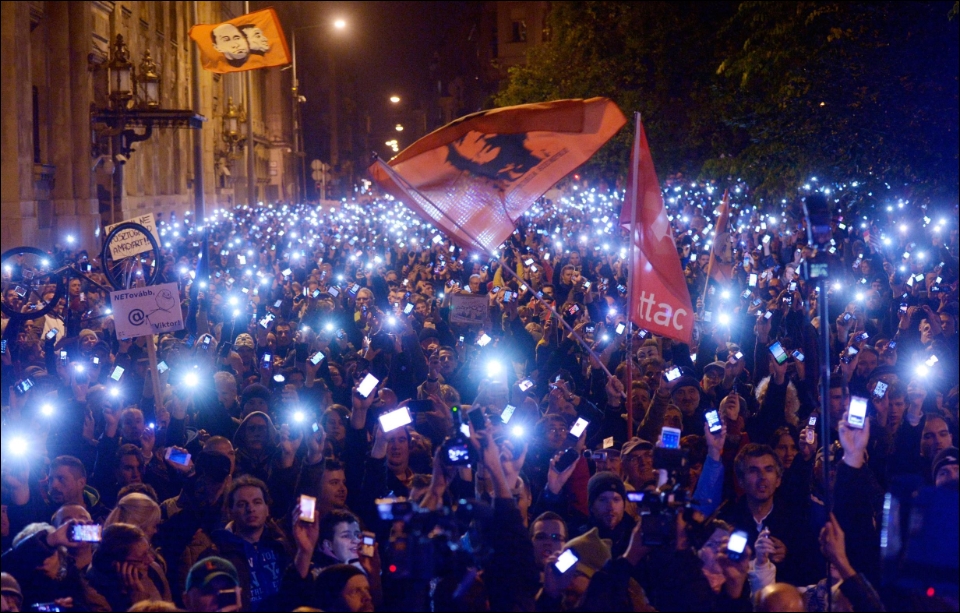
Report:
104,493,161,533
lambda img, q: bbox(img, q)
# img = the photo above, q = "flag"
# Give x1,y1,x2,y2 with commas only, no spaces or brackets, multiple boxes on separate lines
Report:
189,8,290,74
369,97,626,252
623,115,694,344
706,189,736,283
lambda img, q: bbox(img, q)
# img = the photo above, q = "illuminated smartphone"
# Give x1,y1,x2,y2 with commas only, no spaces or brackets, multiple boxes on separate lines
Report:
310,351,325,366
357,373,380,398
768,341,788,365
403,303,414,315
661,426,681,449
570,417,589,438
477,333,492,347
726,530,749,561
361,531,376,557
110,366,124,381
873,380,887,398
665,366,682,382
705,409,722,434
157,360,169,374
164,448,191,466
69,524,102,543
848,396,868,429
518,378,535,392
501,404,517,423
299,495,317,523
379,407,412,432
749,273,758,287
792,350,805,362
554,549,579,574
616,323,626,335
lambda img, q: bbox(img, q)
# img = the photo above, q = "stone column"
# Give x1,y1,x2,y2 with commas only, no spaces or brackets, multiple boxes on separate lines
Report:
69,1,101,251
49,1,78,243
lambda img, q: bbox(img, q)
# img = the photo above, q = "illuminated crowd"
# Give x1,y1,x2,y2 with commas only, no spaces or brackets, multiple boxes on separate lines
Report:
1,175,957,612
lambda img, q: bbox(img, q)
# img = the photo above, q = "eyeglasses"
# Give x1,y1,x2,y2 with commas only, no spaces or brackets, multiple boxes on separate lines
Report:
533,532,565,542
546,427,569,436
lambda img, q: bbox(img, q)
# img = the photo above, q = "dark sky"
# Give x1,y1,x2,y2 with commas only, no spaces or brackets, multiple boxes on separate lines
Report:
272,1,478,171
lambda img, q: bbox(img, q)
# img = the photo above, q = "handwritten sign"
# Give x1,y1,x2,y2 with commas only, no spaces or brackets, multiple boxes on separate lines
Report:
104,214,160,259
111,282,184,339
450,294,488,325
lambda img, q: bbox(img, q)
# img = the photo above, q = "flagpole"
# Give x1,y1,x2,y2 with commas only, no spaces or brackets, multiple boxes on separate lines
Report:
375,158,623,385
625,113,641,439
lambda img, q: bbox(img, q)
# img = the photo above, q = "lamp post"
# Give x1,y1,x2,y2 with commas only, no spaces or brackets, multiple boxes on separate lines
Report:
137,50,160,109
221,97,247,158
107,34,134,110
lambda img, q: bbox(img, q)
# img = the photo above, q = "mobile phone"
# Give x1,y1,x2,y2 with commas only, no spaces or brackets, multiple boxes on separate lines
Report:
0,339,6,353
730,351,744,363
749,273,758,287
841,346,859,364
665,366,682,382
274,299,283,308
312,289,322,299
328,286,340,298
626,491,645,503
467,408,487,432
259,313,275,329
554,549,579,573
282,268,293,277
93,356,100,365
616,323,626,335
751,298,762,307
726,530,749,561
741,289,753,300
165,448,191,466
705,409,722,434
45,329,58,340
14,378,35,395
661,426,681,449
565,304,581,317
310,351,325,366
216,588,241,611
853,331,869,343
501,404,517,424
582,280,592,290
379,407,412,432
110,366,124,381
31,603,62,612
518,378,535,392
842,312,852,323
617,284,627,295
477,333,492,347
299,494,317,523
848,396,868,429
792,350,805,362
789,282,797,292
60,350,68,365
357,373,380,398
200,335,213,350
361,531,376,557
887,341,896,350
554,447,580,472
69,524,102,543
157,360,169,374
261,353,273,369
570,417,590,438
873,380,888,398
764,311,773,320
407,399,433,413
769,341,788,365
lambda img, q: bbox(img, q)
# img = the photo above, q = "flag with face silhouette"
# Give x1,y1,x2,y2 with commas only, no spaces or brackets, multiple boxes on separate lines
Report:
189,8,290,73
369,97,626,252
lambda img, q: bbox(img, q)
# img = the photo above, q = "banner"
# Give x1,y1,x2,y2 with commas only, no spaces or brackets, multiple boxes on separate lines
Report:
707,189,735,283
369,97,626,253
111,282,184,340
189,8,290,74
104,213,160,259
449,293,489,325
623,115,694,344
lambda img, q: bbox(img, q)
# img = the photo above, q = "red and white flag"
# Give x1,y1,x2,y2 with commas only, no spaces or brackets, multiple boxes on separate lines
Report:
622,115,694,344
369,98,626,252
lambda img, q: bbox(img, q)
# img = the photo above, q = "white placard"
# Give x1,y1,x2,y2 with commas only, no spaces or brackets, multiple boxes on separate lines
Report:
450,293,488,324
104,213,160,259
111,282,184,339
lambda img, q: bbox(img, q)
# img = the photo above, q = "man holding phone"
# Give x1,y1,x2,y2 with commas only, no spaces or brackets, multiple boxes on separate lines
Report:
182,557,243,612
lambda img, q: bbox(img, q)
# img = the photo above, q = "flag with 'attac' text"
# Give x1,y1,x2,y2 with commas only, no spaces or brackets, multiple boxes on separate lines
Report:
369,97,626,253
189,8,290,73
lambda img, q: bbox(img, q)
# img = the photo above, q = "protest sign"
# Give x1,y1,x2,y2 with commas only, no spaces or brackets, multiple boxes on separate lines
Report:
104,214,160,259
450,293,488,324
111,282,184,339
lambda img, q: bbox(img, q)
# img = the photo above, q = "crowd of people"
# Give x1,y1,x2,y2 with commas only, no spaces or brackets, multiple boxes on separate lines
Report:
1,176,957,612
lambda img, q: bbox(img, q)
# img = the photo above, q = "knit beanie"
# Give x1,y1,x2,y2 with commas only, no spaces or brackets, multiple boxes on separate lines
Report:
587,471,626,508
562,527,612,578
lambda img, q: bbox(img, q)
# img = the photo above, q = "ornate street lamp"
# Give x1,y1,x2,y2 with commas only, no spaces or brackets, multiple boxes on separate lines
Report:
138,50,160,109
221,97,247,158
107,34,134,110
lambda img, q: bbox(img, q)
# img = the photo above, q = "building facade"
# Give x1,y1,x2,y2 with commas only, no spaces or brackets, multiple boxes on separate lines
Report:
1,1,296,254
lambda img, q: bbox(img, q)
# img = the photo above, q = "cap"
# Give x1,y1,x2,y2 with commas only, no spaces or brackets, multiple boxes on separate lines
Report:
79,329,98,342
621,437,653,457
234,333,255,349
241,383,271,407
703,361,726,376
672,375,700,392
1,573,22,603
561,528,612,578
418,328,439,343
932,446,959,481
587,471,626,507
185,557,240,592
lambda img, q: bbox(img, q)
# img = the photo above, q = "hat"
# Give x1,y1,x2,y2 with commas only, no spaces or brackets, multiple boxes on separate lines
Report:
561,528,612,578
587,471,626,507
314,565,365,611
234,333,255,349
0,572,22,605
241,383,271,408
621,437,653,457
672,375,700,392
79,329,98,342
418,328,439,343
185,557,240,592
932,447,959,481
703,361,726,376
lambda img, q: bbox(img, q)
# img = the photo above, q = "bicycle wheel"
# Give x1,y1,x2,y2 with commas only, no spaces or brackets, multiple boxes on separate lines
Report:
0,246,63,320
101,222,162,290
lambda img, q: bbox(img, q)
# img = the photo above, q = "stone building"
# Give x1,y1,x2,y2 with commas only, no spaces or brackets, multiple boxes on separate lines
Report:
1,1,297,254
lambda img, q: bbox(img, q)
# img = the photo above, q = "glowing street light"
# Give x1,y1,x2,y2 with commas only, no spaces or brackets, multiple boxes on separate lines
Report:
333,18,347,30
389,95,401,104
395,124,404,132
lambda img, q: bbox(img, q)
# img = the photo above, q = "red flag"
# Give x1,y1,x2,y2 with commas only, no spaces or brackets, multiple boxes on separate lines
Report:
189,8,290,74
624,115,694,344
369,98,626,252
707,189,735,283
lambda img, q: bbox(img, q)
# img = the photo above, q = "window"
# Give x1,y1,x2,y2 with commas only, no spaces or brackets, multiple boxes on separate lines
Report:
511,20,527,42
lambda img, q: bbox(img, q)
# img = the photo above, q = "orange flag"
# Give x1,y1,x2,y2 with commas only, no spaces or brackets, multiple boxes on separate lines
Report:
707,189,736,283
369,98,626,252
623,115,694,344
189,8,290,74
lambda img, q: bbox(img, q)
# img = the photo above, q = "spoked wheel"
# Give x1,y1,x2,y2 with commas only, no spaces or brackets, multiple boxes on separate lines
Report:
100,222,163,290
0,247,64,320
